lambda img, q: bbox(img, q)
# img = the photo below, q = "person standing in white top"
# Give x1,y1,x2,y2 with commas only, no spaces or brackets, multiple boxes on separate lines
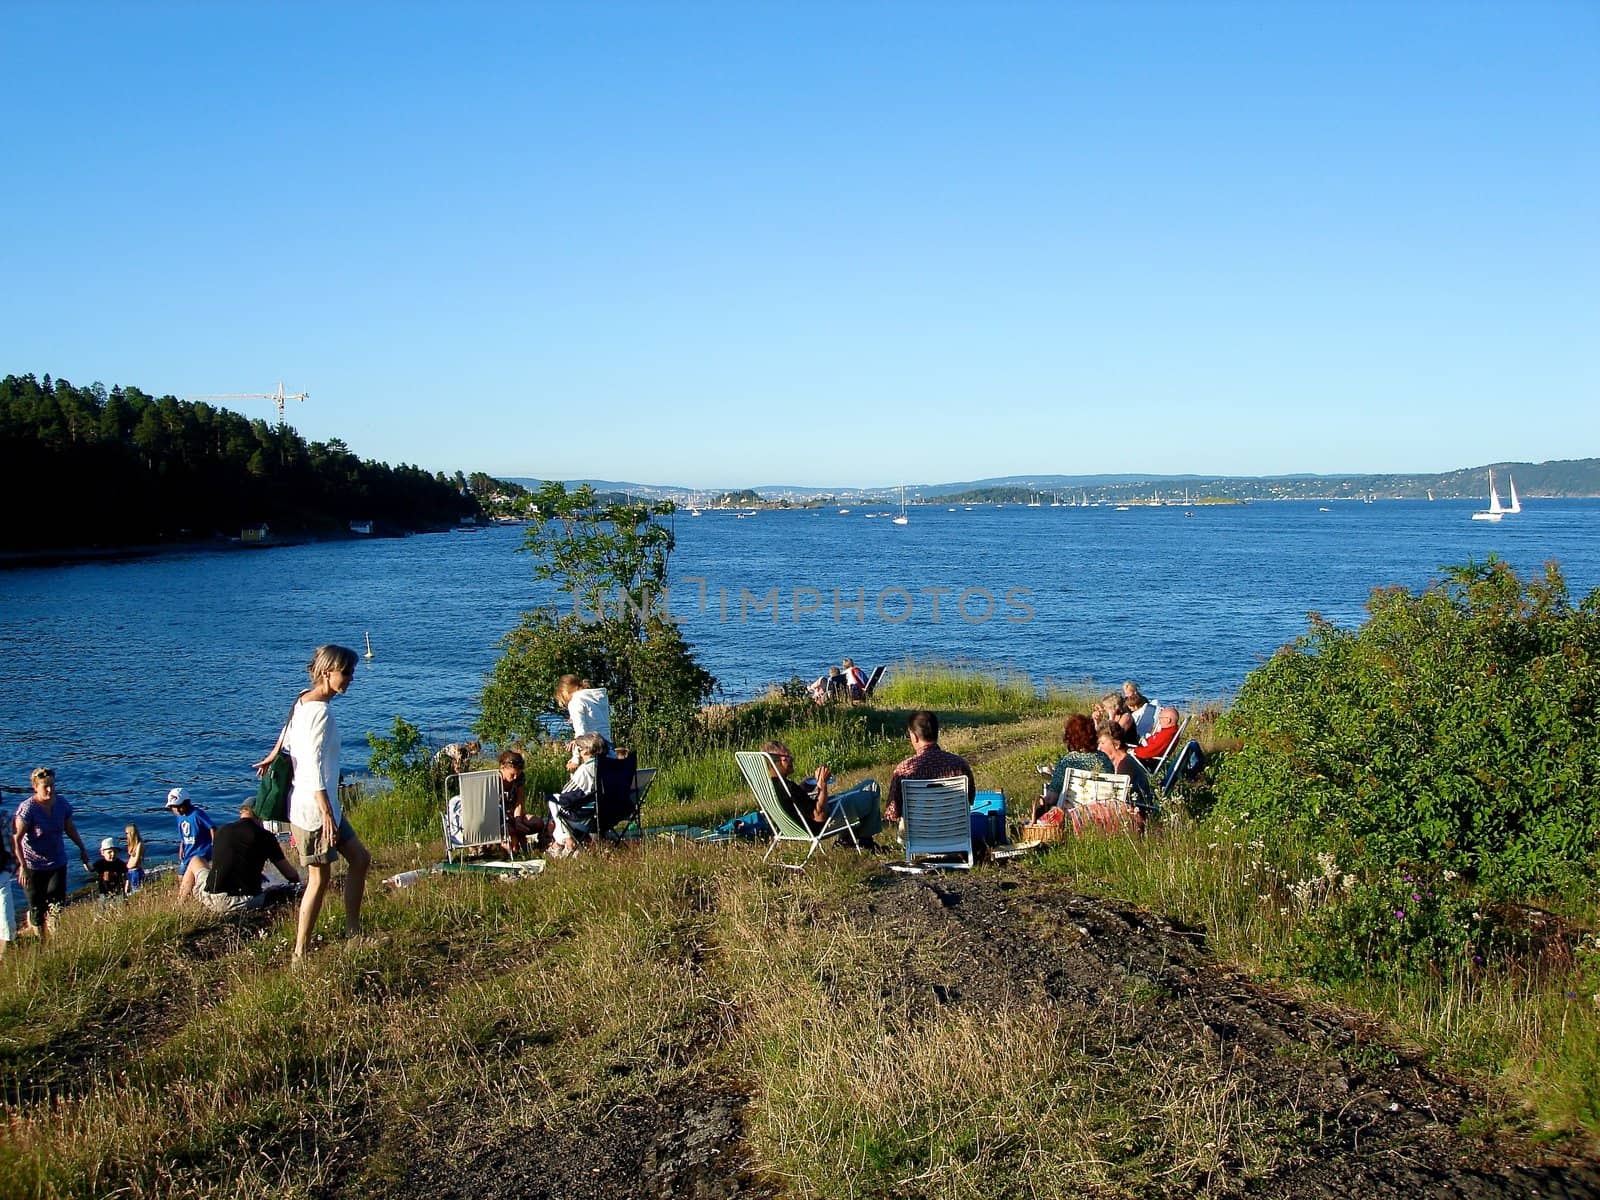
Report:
555,674,613,769
255,643,370,962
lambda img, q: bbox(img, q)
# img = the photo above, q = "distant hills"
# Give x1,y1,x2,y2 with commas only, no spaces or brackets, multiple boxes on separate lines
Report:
508,458,1600,505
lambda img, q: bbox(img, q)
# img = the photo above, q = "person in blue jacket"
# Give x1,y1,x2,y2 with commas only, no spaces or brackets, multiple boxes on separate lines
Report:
166,787,214,901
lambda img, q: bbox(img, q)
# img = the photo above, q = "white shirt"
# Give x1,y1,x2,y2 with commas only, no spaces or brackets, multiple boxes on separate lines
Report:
568,688,613,742
286,697,341,828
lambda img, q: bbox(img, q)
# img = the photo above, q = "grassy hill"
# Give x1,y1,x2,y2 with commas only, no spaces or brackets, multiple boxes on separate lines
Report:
2,668,1596,1198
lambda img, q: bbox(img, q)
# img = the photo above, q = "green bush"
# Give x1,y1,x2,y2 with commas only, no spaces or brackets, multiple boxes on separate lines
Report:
1216,559,1600,898
367,716,433,789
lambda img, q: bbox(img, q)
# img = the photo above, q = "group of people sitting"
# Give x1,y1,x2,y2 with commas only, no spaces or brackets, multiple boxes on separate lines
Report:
806,657,870,704
447,674,627,859
1032,681,1193,828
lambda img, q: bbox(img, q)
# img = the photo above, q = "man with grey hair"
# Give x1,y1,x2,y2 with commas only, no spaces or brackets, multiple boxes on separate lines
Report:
1133,706,1182,767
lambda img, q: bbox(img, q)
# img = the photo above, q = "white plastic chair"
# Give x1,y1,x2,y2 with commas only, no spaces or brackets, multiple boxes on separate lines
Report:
899,776,974,870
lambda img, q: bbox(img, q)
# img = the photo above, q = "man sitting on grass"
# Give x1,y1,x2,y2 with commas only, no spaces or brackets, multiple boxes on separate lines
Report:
884,710,975,823
761,740,883,848
198,805,302,915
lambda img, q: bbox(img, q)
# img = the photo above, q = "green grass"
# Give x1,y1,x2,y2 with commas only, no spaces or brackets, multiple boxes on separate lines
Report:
3,663,1597,1197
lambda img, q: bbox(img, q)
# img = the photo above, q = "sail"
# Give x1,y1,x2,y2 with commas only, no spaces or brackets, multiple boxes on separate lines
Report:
1487,471,1503,515
1507,476,1521,514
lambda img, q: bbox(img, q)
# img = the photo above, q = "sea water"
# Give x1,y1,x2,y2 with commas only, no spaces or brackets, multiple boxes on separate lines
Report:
2,498,1596,870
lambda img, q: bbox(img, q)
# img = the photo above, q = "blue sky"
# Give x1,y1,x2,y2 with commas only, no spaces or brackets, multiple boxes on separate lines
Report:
5,1,1595,487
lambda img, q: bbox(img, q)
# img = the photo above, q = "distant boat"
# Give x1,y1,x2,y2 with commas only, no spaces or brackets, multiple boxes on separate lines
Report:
838,508,850,515
1506,476,1521,514
1427,489,1435,502
892,485,909,526
363,632,374,660
1471,470,1505,521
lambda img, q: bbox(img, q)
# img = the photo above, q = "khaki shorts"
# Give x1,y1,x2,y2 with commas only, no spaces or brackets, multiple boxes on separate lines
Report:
293,815,357,866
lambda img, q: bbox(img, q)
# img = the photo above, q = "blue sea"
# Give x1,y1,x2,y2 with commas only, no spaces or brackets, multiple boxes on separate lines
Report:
3,498,1597,875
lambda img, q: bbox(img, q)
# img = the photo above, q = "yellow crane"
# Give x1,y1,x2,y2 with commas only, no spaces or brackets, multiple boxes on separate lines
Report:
185,381,309,427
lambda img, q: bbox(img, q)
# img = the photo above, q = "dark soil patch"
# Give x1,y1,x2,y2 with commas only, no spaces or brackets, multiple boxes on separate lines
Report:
375,1083,773,1200
852,871,1600,1199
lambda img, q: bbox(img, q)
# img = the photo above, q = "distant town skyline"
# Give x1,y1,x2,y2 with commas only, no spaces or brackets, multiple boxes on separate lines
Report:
5,3,1595,487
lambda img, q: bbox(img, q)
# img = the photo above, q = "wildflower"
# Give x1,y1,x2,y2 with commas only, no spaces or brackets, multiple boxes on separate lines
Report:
1395,910,1406,920
1471,912,1482,921
1442,869,1458,881
1316,851,1338,879
1412,893,1421,902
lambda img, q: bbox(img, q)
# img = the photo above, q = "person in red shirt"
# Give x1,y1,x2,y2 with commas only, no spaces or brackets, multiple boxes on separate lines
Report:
1134,707,1182,766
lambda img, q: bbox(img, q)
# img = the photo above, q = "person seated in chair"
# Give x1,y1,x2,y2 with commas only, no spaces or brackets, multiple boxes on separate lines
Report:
1122,681,1160,741
547,733,608,855
1133,706,1182,767
761,740,883,845
841,658,867,700
1097,727,1155,819
1096,693,1140,748
1036,713,1115,819
498,750,548,856
884,710,975,823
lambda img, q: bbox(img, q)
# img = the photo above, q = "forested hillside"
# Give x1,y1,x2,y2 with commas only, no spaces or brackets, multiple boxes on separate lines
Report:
0,373,478,552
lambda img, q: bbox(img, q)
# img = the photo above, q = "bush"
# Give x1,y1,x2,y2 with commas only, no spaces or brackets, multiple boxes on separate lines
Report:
367,716,433,790
1215,559,1600,898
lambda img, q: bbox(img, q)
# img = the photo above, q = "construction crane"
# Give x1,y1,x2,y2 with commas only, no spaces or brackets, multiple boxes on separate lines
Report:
185,381,309,427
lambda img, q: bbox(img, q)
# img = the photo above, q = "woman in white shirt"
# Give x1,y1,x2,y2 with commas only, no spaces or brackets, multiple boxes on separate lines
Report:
257,643,370,962
556,674,613,768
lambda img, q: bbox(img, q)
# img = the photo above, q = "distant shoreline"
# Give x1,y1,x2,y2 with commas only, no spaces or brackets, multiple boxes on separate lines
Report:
0,525,460,570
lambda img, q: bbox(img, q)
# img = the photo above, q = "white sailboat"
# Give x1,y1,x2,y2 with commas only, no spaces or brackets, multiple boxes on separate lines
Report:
892,485,909,525
1471,470,1504,521
1506,476,1521,514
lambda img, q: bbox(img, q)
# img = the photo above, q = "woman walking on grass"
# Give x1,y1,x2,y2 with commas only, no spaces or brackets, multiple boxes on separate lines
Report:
10,767,92,941
256,644,370,962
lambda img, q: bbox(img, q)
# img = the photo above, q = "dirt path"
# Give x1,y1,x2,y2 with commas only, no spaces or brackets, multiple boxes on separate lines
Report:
370,868,1595,1200
849,871,1599,1199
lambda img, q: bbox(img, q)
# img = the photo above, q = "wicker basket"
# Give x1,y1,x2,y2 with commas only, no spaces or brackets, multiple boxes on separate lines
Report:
1018,821,1065,845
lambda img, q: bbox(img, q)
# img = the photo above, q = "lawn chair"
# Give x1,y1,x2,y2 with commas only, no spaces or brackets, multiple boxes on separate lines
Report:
899,776,974,870
444,770,507,863
862,664,886,698
1061,768,1141,835
734,751,862,870
1139,715,1190,786
550,754,638,847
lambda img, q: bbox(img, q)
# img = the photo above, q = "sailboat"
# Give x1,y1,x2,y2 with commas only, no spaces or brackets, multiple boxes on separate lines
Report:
1471,471,1504,521
363,632,374,660
892,485,909,526
1506,476,1521,514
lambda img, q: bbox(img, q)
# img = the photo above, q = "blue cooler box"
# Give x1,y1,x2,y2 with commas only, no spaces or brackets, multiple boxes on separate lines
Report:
970,789,1008,846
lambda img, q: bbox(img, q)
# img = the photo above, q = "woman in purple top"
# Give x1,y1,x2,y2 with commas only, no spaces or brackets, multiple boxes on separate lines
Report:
11,767,91,939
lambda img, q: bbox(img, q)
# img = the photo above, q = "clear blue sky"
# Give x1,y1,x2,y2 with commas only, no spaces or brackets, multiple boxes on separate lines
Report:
6,2,1596,487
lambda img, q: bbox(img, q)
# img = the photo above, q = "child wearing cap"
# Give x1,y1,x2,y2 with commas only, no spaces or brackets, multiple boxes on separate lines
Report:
165,787,214,902
88,838,128,897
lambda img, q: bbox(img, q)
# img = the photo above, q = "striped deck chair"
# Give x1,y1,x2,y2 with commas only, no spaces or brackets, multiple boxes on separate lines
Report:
899,776,974,870
734,751,863,870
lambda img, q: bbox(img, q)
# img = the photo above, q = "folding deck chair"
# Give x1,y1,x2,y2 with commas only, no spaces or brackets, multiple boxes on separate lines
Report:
550,754,639,847
734,750,863,870
1061,768,1144,835
899,776,975,870
444,770,507,863
862,664,887,698
1139,715,1190,786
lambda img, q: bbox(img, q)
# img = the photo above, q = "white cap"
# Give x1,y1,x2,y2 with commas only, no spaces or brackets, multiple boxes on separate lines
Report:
165,787,188,808
100,837,117,851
